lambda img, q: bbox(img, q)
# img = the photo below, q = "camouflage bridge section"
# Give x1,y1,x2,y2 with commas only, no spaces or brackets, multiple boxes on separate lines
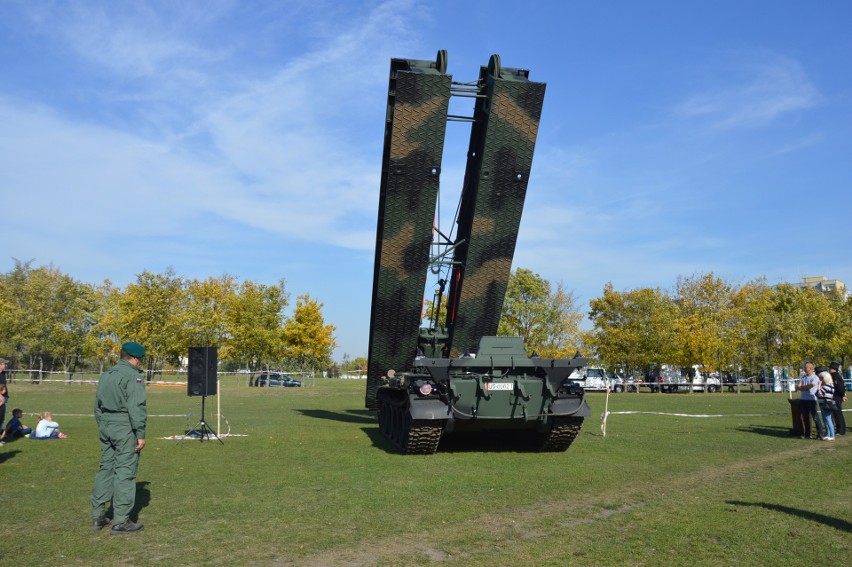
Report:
445,56,546,358
366,54,451,409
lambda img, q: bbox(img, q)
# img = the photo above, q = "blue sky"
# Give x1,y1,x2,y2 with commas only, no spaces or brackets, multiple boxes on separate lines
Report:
2,0,850,360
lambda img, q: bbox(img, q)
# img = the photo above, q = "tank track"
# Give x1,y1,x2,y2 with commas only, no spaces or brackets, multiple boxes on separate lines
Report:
537,416,584,452
378,396,444,454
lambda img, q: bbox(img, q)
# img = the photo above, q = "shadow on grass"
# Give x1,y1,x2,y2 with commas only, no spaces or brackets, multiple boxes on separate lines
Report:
437,430,549,453
727,501,852,533
735,425,794,438
360,426,562,454
296,409,375,425
361,426,397,453
0,449,21,463
131,481,151,522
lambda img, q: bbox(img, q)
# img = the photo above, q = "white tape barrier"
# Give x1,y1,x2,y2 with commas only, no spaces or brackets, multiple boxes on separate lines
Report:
43,413,192,418
608,410,849,417
162,433,247,440
7,379,187,386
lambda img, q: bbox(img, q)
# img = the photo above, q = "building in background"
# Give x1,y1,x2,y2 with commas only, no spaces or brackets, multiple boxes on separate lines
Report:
791,276,848,298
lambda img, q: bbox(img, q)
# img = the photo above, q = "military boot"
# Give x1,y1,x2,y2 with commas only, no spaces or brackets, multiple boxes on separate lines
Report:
111,521,144,534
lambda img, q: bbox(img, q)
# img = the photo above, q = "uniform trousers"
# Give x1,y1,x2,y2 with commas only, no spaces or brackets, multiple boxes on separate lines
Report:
91,414,140,524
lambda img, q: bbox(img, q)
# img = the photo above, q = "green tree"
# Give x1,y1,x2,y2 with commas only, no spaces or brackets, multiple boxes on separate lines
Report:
0,260,97,373
766,284,836,367
349,356,368,374
49,276,97,372
672,273,735,378
730,279,775,374
0,259,29,357
796,287,837,363
183,275,237,356
497,268,582,357
588,284,677,376
282,294,337,373
112,268,186,372
84,280,122,371
828,293,852,364
225,279,289,371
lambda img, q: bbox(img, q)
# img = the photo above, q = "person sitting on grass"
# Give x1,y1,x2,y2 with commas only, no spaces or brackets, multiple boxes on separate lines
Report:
0,408,32,444
32,412,67,439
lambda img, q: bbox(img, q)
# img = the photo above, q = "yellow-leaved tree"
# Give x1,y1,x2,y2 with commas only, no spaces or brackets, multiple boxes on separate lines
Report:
588,283,677,376
183,275,237,357
282,294,336,375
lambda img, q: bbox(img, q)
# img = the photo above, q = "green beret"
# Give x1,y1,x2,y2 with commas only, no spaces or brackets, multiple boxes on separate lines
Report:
122,341,146,358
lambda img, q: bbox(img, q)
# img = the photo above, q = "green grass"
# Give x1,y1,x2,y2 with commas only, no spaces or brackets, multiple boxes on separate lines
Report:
2,380,849,566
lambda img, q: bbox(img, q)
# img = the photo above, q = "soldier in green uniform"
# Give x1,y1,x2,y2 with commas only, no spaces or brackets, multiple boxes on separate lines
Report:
90,341,148,534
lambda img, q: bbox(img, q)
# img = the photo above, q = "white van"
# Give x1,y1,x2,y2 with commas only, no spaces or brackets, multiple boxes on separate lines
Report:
659,365,721,393
579,367,625,392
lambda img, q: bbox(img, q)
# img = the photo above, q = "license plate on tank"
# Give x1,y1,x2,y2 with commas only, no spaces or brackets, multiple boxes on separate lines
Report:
485,382,513,391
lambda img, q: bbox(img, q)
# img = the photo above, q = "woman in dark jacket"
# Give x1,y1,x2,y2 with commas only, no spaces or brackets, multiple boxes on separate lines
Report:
829,362,846,435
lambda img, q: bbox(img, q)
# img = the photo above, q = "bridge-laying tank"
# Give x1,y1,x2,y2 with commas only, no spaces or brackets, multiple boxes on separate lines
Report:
366,51,590,454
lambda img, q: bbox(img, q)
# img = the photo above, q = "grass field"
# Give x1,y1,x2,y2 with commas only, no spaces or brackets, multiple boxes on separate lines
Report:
2,378,849,566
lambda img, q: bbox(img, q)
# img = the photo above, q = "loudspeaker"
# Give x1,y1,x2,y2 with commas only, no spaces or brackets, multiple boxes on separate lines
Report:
188,346,218,397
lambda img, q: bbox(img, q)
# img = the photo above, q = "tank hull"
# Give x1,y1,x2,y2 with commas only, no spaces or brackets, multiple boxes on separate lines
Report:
375,336,590,453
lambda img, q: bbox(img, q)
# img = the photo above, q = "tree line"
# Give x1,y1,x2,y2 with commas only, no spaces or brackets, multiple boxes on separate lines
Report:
587,273,851,377
496,270,851,377
2,260,849,379
0,260,336,374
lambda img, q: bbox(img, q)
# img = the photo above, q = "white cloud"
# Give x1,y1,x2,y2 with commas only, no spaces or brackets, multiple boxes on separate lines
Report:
0,0,427,264
673,55,822,130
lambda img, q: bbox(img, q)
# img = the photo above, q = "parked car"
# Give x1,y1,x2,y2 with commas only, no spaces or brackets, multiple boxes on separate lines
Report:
279,376,302,387
252,372,302,387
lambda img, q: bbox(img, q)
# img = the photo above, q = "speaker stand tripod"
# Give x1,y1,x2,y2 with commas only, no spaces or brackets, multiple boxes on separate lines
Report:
187,395,224,444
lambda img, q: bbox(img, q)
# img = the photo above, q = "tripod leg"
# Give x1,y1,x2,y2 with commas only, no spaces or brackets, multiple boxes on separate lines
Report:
189,396,225,444
199,420,224,445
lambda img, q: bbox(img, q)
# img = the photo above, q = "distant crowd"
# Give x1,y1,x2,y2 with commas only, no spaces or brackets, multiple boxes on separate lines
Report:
796,362,847,440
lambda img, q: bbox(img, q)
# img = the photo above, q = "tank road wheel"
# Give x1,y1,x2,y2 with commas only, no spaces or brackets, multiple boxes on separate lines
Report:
378,398,392,437
537,416,584,452
394,406,411,448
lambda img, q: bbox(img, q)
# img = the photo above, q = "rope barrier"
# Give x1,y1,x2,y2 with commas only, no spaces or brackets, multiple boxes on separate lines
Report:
609,410,785,418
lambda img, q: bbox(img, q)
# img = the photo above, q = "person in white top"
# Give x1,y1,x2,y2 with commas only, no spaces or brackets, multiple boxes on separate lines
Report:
33,412,64,439
796,363,822,439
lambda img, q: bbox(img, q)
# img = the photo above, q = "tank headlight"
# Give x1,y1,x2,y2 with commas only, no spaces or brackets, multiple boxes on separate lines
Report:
419,383,433,396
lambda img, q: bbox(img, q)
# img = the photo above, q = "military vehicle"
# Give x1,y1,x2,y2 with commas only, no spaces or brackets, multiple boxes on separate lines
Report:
365,51,590,454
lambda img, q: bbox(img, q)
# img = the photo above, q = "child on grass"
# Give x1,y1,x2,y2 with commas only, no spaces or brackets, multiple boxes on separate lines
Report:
1,408,32,444
32,412,66,439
